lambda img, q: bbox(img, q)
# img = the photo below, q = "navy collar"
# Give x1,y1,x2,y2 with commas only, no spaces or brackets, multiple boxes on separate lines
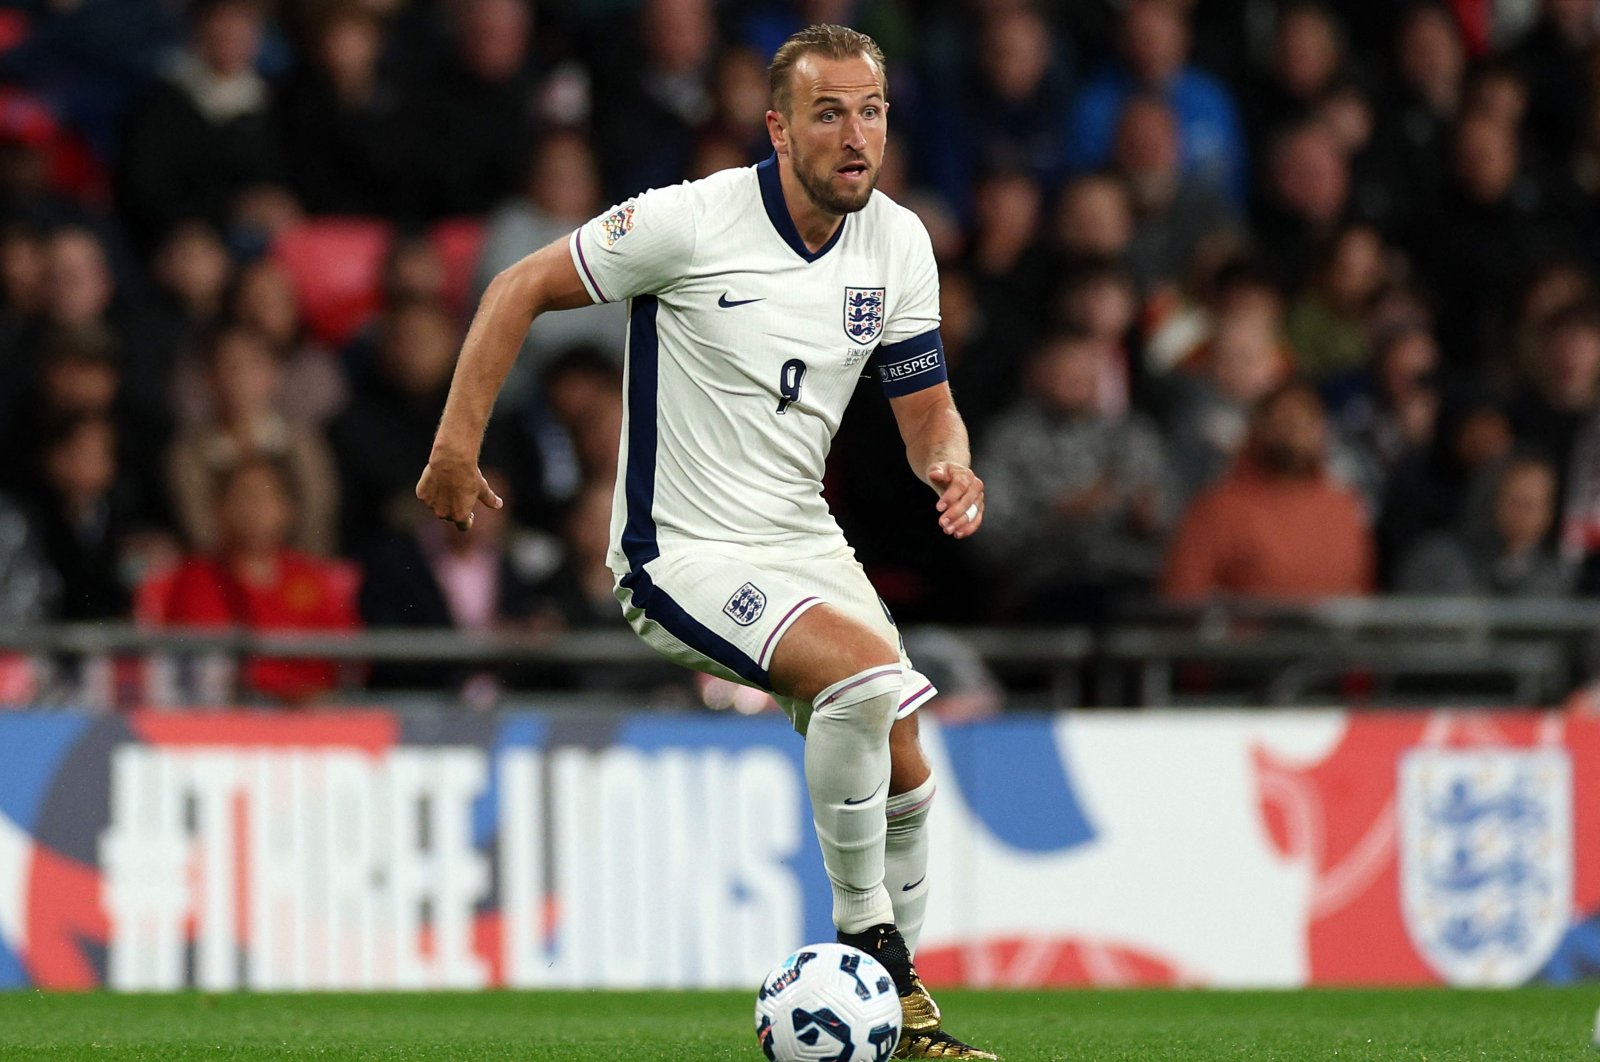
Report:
756,153,847,263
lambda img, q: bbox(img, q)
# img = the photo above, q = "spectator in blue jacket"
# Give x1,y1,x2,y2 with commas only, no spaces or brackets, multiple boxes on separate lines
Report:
1066,0,1248,207
915,5,1074,217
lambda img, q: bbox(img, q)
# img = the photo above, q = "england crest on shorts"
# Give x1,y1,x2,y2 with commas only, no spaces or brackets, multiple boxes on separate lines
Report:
1398,748,1572,986
723,582,767,626
844,287,885,345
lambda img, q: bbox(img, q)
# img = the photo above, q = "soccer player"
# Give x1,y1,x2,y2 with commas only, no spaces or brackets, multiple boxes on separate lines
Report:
417,24,996,1060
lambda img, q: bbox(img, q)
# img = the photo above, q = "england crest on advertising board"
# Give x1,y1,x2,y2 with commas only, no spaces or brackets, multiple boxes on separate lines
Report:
1398,748,1572,986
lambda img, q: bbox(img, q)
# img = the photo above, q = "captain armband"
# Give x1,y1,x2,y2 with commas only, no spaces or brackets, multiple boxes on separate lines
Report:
874,329,948,398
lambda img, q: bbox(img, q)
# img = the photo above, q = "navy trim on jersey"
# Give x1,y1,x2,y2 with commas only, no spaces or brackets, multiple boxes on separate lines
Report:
757,154,847,263
621,295,661,569
616,292,772,689
873,327,948,397
619,567,771,688
572,229,610,302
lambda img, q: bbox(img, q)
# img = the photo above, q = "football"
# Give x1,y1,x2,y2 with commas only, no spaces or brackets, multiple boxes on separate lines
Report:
754,943,903,1062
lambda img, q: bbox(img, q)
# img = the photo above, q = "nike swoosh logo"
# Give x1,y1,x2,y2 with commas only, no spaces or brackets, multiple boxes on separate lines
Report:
842,781,885,806
902,875,926,892
718,293,764,308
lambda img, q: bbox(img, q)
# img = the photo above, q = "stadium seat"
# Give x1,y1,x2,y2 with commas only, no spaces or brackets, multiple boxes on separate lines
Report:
0,653,35,703
430,217,487,316
271,218,393,346
0,12,29,54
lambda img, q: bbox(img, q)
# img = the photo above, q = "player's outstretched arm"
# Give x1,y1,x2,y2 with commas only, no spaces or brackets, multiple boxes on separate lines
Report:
417,238,593,530
888,382,984,539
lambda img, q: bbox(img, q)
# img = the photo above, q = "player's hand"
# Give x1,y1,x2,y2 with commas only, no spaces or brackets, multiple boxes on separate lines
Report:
928,461,983,539
416,452,502,531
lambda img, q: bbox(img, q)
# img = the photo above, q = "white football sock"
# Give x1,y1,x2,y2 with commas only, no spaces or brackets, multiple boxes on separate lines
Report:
885,774,936,954
805,665,901,934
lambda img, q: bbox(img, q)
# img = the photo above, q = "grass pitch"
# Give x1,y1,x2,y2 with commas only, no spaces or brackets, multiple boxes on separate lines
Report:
0,986,1593,1060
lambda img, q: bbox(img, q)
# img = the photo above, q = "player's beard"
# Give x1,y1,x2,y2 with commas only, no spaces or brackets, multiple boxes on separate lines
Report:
794,148,878,215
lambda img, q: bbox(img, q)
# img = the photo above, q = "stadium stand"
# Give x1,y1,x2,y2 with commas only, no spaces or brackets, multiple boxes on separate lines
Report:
2,0,1600,708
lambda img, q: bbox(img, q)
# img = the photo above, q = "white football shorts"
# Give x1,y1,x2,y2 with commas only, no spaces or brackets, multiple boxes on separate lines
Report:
613,545,936,734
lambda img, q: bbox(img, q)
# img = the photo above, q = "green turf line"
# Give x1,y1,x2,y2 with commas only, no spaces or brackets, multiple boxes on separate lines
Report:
0,987,1592,1060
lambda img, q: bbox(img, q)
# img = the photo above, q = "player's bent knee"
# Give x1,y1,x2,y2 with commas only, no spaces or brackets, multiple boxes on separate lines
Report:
769,603,897,703
811,664,902,733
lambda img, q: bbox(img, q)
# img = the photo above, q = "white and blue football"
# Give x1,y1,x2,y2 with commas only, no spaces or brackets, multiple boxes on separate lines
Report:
754,943,902,1062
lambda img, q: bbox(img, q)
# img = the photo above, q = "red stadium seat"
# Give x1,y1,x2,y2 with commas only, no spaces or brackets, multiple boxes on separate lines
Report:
0,12,30,55
430,217,487,316
0,654,36,703
271,218,393,346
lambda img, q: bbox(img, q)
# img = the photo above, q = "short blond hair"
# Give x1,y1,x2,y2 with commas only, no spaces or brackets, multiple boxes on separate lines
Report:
768,24,887,116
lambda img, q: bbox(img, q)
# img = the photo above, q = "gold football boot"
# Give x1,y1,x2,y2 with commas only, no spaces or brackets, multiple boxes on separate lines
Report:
836,923,1001,1060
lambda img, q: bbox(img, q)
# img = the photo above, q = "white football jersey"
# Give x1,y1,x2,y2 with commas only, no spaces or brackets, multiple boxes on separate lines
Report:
568,156,946,575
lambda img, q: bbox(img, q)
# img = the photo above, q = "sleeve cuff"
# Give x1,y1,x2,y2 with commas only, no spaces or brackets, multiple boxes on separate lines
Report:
568,229,609,304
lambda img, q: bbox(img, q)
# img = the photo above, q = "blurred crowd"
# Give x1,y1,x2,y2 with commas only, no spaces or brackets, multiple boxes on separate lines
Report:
4,0,1600,700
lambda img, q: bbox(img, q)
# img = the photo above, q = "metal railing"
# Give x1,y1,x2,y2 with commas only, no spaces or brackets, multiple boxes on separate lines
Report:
0,595,1594,710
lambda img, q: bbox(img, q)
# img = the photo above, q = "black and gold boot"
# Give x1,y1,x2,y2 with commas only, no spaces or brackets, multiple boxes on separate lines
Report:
836,923,1001,1060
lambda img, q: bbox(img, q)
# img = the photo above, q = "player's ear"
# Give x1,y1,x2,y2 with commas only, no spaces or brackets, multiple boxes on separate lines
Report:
767,109,788,155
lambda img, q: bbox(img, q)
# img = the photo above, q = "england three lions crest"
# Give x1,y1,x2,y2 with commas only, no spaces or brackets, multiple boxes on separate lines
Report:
1398,748,1572,986
844,287,885,345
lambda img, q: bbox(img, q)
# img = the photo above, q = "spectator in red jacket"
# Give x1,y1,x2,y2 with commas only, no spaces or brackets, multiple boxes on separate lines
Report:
164,456,357,703
1163,381,1375,601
